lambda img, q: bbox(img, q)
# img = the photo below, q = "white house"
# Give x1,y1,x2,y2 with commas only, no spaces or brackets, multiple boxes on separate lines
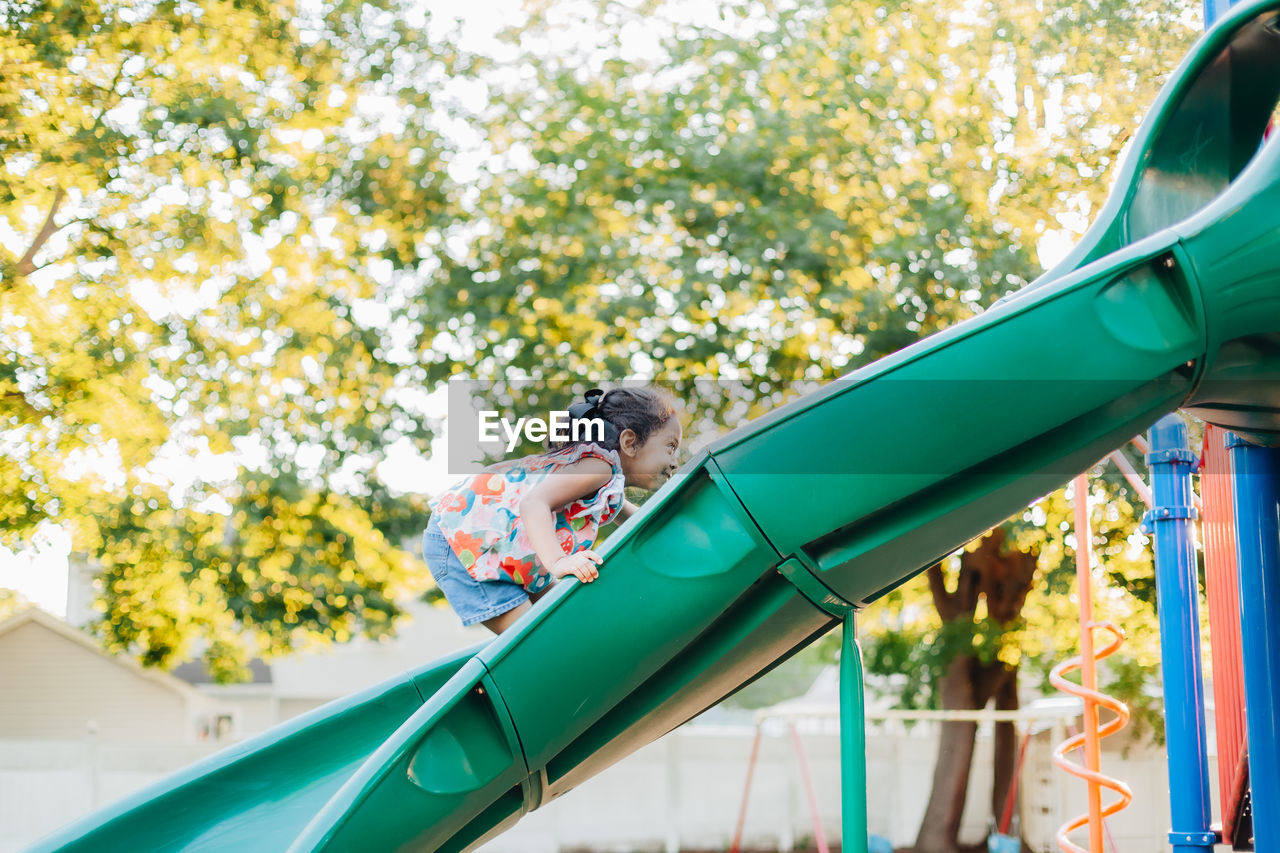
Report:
0,608,218,743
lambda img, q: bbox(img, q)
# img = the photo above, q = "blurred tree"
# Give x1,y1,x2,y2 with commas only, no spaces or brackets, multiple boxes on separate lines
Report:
1,0,474,674
433,0,1195,424
0,586,34,620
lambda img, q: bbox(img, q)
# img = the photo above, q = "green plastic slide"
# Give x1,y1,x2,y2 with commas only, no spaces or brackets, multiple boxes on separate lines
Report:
31,1,1280,850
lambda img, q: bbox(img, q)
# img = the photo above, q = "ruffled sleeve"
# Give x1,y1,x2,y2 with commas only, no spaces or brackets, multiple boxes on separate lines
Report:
555,442,625,525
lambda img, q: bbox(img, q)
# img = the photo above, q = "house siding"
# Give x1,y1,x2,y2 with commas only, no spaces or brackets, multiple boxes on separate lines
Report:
0,622,192,741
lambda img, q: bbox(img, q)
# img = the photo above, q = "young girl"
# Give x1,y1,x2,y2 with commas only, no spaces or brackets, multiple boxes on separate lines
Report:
423,386,683,634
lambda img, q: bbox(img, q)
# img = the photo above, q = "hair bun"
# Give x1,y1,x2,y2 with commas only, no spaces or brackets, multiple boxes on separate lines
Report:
566,388,620,446
567,388,605,420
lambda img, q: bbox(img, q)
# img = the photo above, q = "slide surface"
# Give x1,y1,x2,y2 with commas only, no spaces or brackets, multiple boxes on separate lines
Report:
31,1,1280,850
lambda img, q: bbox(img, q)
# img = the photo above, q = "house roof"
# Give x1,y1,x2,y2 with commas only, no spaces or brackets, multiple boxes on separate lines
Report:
171,658,273,685
2,599,487,703
0,607,212,706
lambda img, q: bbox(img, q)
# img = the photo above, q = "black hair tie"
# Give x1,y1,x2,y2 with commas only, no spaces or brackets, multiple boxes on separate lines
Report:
567,388,621,446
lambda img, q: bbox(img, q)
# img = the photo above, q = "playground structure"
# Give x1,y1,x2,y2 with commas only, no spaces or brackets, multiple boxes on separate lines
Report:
26,0,1280,851
1050,418,1220,853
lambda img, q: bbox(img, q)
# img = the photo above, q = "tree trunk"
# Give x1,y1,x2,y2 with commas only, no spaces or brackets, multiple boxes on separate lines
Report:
990,665,1020,830
914,656,981,853
909,530,1039,853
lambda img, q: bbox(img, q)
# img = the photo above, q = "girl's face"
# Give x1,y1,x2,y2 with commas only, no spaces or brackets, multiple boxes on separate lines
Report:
619,418,682,490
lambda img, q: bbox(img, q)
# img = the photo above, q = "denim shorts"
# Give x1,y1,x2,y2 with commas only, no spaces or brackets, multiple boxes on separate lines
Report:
422,515,529,627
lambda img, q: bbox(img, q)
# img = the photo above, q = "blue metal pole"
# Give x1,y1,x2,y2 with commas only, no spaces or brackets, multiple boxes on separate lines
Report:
1147,415,1215,853
1226,433,1280,852
1203,0,1232,26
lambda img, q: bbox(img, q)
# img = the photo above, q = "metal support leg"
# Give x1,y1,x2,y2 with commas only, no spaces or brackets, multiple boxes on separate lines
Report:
1227,434,1280,852
1147,415,1215,853
841,612,869,853
779,558,870,853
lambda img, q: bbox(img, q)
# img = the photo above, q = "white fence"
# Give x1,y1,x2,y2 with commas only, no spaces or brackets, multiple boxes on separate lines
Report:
0,721,1212,853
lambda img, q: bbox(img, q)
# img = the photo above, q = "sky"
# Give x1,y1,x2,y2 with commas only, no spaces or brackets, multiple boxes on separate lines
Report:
1,529,71,616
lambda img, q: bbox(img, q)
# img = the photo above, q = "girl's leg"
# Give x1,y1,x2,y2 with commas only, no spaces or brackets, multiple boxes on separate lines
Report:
483,580,559,633
482,601,531,634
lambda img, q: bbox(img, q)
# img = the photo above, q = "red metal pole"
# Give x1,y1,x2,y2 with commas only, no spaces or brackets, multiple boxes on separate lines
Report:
730,725,763,853
1202,425,1247,840
997,729,1032,834
788,721,830,853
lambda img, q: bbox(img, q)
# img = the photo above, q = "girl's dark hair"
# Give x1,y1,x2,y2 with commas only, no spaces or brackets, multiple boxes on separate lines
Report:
547,386,680,453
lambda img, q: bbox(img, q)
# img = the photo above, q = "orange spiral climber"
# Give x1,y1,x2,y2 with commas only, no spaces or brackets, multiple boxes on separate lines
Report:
1049,622,1133,853
1050,474,1133,853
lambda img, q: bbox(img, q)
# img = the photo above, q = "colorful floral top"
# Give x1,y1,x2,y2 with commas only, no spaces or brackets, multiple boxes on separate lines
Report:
428,442,625,593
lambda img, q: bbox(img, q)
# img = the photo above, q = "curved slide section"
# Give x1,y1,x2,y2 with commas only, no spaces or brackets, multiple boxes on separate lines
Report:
29,1,1280,851
31,645,483,852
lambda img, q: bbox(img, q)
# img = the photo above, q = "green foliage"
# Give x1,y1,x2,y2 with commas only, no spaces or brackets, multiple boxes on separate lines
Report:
0,587,34,621
862,592,1033,711
448,0,1200,454
1101,654,1167,746
863,622,940,711
2,0,471,676
84,475,416,671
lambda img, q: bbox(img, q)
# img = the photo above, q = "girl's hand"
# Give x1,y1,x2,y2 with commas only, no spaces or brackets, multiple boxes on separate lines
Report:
551,550,602,583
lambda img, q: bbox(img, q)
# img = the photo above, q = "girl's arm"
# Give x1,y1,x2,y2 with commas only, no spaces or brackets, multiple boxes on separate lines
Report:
519,457,614,577
616,499,641,522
